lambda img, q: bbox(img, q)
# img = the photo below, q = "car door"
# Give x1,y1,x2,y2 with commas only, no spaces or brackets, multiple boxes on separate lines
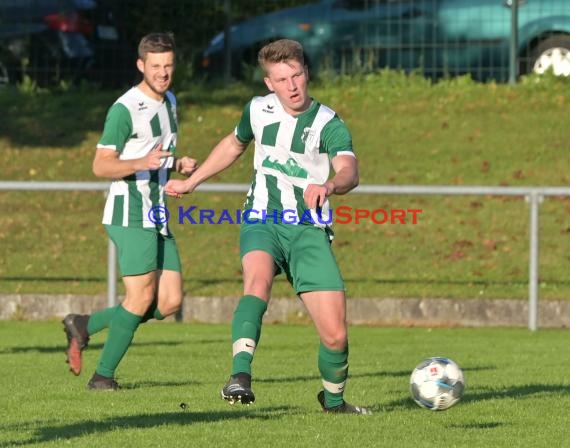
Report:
435,0,512,81
325,0,439,74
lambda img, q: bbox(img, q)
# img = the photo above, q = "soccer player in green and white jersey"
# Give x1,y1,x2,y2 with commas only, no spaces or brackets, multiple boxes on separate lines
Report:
62,32,197,390
165,39,371,414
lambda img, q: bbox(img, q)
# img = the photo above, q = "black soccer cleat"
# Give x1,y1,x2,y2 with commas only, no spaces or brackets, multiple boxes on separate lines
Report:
221,373,255,405
62,314,90,376
317,390,372,415
87,373,120,391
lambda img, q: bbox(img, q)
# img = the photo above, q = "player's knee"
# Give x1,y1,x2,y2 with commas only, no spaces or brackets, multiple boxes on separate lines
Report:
321,330,348,351
159,291,183,316
243,280,272,300
123,288,155,314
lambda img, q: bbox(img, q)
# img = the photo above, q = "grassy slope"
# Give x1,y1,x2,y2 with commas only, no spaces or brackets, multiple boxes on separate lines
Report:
0,73,568,299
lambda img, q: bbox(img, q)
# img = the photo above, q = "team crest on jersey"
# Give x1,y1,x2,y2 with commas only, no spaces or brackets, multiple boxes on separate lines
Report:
301,127,319,156
301,127,318,147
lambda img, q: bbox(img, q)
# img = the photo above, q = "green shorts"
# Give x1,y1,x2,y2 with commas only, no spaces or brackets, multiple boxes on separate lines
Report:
239,221,345,294
104,225,182,276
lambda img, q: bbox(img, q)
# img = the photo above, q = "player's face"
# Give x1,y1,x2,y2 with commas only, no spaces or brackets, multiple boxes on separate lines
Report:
263,60,310,115
137,51,175,100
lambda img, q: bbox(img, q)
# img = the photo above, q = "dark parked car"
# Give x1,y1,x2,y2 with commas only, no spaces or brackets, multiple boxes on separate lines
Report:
199,0,570,82
0,0,137,87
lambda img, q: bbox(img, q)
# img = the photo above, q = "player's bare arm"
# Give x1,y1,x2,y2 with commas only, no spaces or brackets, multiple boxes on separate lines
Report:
92,143,172,179
304,155,359,209
165,132,248,197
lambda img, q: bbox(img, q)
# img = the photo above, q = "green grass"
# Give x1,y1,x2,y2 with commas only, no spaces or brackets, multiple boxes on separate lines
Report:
0,73,569,299
1,321,570,447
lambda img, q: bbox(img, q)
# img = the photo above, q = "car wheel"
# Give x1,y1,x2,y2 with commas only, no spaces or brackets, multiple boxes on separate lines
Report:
527,34,570,77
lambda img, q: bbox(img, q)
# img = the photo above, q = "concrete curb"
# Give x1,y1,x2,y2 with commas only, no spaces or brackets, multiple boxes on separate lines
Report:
1,294,570,328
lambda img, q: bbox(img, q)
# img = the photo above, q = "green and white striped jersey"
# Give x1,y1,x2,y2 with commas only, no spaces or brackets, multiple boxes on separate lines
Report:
236,93,355,229
97,87,178,235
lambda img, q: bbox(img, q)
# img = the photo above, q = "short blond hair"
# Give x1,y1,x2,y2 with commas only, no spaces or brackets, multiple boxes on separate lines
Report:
258,39,305,73
138,32,176,60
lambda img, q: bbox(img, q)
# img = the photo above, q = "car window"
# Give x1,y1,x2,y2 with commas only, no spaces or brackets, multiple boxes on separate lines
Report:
73,0,97,9
335,0,405,9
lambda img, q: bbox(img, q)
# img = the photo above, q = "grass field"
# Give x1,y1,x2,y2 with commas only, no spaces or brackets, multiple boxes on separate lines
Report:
0,73,569,300
1,321,570,447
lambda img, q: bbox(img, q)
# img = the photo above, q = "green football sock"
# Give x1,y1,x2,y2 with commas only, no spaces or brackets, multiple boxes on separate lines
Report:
95,305,142,378
140,300,165,323
318,342,349,408
231,295,268,375
87,305,119,335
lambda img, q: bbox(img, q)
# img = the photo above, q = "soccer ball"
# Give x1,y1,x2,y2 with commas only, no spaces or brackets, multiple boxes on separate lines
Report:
410,356,465,411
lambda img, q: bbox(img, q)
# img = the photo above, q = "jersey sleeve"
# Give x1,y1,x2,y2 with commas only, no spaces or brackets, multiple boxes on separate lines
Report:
97,103,133,153
235,100,254,144
320,116,355,159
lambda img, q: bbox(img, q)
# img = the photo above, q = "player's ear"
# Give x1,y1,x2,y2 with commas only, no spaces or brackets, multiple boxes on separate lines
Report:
263,76,274,92
136,58,145,74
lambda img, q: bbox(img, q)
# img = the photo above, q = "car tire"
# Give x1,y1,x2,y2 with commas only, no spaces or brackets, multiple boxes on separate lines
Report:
525,34,570,77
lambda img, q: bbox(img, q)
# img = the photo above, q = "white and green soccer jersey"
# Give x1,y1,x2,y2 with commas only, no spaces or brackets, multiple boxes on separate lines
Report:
97,87,178,235
236,93,355,228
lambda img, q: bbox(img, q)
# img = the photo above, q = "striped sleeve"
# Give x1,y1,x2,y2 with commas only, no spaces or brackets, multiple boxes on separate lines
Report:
235,100,254,144
321,116,355,159
97,103,133,153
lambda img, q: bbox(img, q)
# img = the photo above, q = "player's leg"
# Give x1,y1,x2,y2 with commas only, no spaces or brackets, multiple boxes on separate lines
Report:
300,291,351,407
303,292,370,414
62,306,119,375
221,250,274,404
88,271,156,390
63,270,163,370
140,233,183,322
62,225,146,376
293,227,371,414
221,223,280,405
85,226,159,390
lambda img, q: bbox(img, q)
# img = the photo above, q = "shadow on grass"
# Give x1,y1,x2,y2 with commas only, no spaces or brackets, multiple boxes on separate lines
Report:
0,89,115,149
0,340,183,355
256,369,411,385
0,83,258,150
446,422,504,430
120,379,201,389
256,365,494,385
461,383,570,403
0,276,106,282
382,382,570,412
0,405,295,447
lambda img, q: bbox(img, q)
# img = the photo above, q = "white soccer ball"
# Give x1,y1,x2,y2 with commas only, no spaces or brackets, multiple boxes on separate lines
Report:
410,356,465,411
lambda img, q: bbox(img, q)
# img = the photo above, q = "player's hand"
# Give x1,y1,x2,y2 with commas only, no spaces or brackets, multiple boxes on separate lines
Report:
164,179,191,198
144,144,172,171
304,183,333,209
176,157,198,176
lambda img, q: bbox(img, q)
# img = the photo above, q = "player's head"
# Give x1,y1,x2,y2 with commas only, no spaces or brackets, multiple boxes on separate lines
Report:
258,39,310,115
138,32,176,61
258,39,306,73
136,32,176,99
